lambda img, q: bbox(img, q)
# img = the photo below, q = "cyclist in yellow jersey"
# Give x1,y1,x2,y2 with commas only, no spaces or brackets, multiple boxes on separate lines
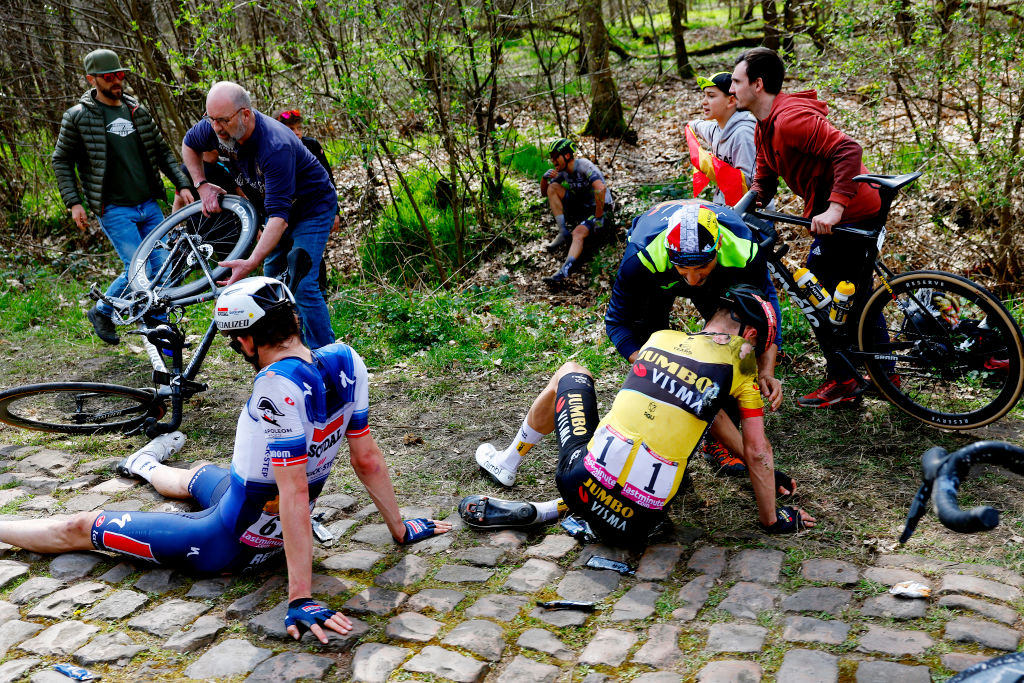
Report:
461,285,815,544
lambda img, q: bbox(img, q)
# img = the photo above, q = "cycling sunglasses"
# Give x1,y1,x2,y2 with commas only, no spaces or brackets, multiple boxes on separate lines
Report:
96,71,127,82
279,109,301,120
668,250,717,268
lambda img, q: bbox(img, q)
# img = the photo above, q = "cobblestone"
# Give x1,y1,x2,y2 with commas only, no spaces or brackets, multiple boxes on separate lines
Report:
0,439,1020,682
855,661,930,683
801,559,858,585
443,619,506,660
782,616,850,644
718,581,779,619
697,660,763,682
937,594,1019,624
706,623,767,652
776,649,838,683
945,616,1021,650
781,587,851,616
403,645,489,682
633,623,682,668
351,643,411,683
579,628,638,666
857,625,933,655
730,549,784,583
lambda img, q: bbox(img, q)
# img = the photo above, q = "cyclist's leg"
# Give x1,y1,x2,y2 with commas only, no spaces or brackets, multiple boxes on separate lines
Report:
0,511,101,553
807,233,877,380
281,210,335,349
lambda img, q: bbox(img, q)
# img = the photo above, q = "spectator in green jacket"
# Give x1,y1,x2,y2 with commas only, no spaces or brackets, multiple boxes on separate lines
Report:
52,49,193,345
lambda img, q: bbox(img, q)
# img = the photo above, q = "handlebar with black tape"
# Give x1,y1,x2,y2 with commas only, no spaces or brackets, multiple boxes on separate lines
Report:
900,441,1024,543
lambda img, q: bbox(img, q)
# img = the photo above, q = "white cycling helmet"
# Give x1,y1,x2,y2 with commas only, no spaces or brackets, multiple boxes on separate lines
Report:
214,277,296,332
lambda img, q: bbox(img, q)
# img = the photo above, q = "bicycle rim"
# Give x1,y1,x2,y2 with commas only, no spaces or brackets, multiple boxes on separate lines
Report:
859,271,1024,429
127,195,257,301
0,383,164,434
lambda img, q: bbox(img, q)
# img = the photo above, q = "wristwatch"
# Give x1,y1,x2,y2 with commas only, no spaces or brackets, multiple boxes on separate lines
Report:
195,180,210,188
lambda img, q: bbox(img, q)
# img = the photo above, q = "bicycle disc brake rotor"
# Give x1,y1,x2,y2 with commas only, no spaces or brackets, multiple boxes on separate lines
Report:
185,241,215,268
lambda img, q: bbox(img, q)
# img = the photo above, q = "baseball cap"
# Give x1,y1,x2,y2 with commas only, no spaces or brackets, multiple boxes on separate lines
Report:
83,49,126,75
696,71,733,94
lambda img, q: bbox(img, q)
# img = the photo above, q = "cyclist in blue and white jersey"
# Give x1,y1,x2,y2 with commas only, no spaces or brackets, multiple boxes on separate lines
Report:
0,277,450,643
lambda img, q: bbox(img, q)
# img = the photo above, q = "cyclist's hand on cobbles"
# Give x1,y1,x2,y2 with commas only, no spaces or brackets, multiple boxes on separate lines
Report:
198,182,226,216
396,518,453,545
284,598,352,642
761,506,816,533
759,375,783,411
71,204,89,232
218,257,257,286
810,203,844,235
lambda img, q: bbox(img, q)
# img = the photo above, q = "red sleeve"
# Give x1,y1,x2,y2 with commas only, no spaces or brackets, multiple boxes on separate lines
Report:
779,109,866,207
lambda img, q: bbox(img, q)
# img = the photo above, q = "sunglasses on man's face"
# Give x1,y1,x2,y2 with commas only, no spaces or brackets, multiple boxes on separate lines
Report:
97,71,126,83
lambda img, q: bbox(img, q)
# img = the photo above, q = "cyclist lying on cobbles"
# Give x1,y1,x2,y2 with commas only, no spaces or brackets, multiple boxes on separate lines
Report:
462,285,814,545
0,277,450,643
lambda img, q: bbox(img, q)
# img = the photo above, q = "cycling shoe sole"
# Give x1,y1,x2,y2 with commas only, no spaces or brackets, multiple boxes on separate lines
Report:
458,495,537,529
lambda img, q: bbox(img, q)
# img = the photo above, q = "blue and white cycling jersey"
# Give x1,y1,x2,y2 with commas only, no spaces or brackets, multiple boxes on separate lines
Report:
90,343,370,574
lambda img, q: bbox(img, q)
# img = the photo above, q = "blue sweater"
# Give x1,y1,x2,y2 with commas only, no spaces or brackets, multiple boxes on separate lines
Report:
184,111,336,224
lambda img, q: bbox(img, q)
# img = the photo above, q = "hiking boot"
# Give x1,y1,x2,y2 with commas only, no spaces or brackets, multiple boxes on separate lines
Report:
702,438,746,476
475,443,517,487
545,231,570,253
796,378,864,408
87,306,120,345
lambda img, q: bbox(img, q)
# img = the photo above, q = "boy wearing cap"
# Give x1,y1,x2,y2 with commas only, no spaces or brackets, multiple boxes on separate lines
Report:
53,49,193,345
686,71,759,208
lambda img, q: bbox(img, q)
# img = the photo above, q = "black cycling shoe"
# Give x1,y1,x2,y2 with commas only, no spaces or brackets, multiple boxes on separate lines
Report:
458,495,538,529
87,306,120,345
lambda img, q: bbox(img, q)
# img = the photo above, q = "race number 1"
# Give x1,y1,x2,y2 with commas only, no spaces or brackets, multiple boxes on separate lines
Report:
584,424,633,489
621,442,677,510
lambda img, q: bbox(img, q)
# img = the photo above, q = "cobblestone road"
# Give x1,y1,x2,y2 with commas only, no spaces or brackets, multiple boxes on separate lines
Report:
0,443,1020,682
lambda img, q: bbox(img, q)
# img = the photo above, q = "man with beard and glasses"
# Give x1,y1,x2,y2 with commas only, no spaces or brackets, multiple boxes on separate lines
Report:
53,49,194,346
0,277,451,643
182,81,337,349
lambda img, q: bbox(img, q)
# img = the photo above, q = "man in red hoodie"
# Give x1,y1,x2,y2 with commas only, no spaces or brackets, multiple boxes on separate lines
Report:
731,47,883,408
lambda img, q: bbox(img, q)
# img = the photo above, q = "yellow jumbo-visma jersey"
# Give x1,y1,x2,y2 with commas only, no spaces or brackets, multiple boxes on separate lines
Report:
583,329,763,511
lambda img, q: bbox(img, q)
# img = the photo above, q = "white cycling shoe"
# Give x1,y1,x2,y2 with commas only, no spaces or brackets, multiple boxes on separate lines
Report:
475,443,517,487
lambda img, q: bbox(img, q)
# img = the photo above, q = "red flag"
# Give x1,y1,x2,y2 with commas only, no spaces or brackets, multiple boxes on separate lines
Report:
685,125,711,198
712,156,749,206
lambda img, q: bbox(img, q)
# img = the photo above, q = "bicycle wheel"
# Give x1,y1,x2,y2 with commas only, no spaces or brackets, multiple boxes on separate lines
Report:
0,383,165,435
127,195,258,301
859,270,1024,429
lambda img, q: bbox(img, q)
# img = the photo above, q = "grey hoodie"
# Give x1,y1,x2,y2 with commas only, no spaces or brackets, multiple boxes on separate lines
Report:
690,111,758,207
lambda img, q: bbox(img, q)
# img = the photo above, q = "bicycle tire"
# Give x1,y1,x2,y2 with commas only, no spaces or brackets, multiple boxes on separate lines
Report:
859,270,1024,429
127,195,258,302
0,383,165,435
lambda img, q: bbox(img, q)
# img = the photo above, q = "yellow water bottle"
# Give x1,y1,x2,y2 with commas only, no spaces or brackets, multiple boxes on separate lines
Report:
829,281,856,325
794,267,832,310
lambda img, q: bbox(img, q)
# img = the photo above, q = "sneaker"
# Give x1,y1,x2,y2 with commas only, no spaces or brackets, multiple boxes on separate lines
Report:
796,378,864,408
116,431,187,478
702,438,746,476
87,306,120,345
985,357,1009,371
475,443,517,487
865,373,902,391
545,231,570,253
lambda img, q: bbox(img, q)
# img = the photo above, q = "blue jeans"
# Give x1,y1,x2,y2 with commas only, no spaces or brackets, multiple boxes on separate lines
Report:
97,200,166,316
264,209,336,349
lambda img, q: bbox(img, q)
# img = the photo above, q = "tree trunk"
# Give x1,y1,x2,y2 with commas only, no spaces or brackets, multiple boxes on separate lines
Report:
580,0,630,139
762,0,780,50
668,0,694,78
